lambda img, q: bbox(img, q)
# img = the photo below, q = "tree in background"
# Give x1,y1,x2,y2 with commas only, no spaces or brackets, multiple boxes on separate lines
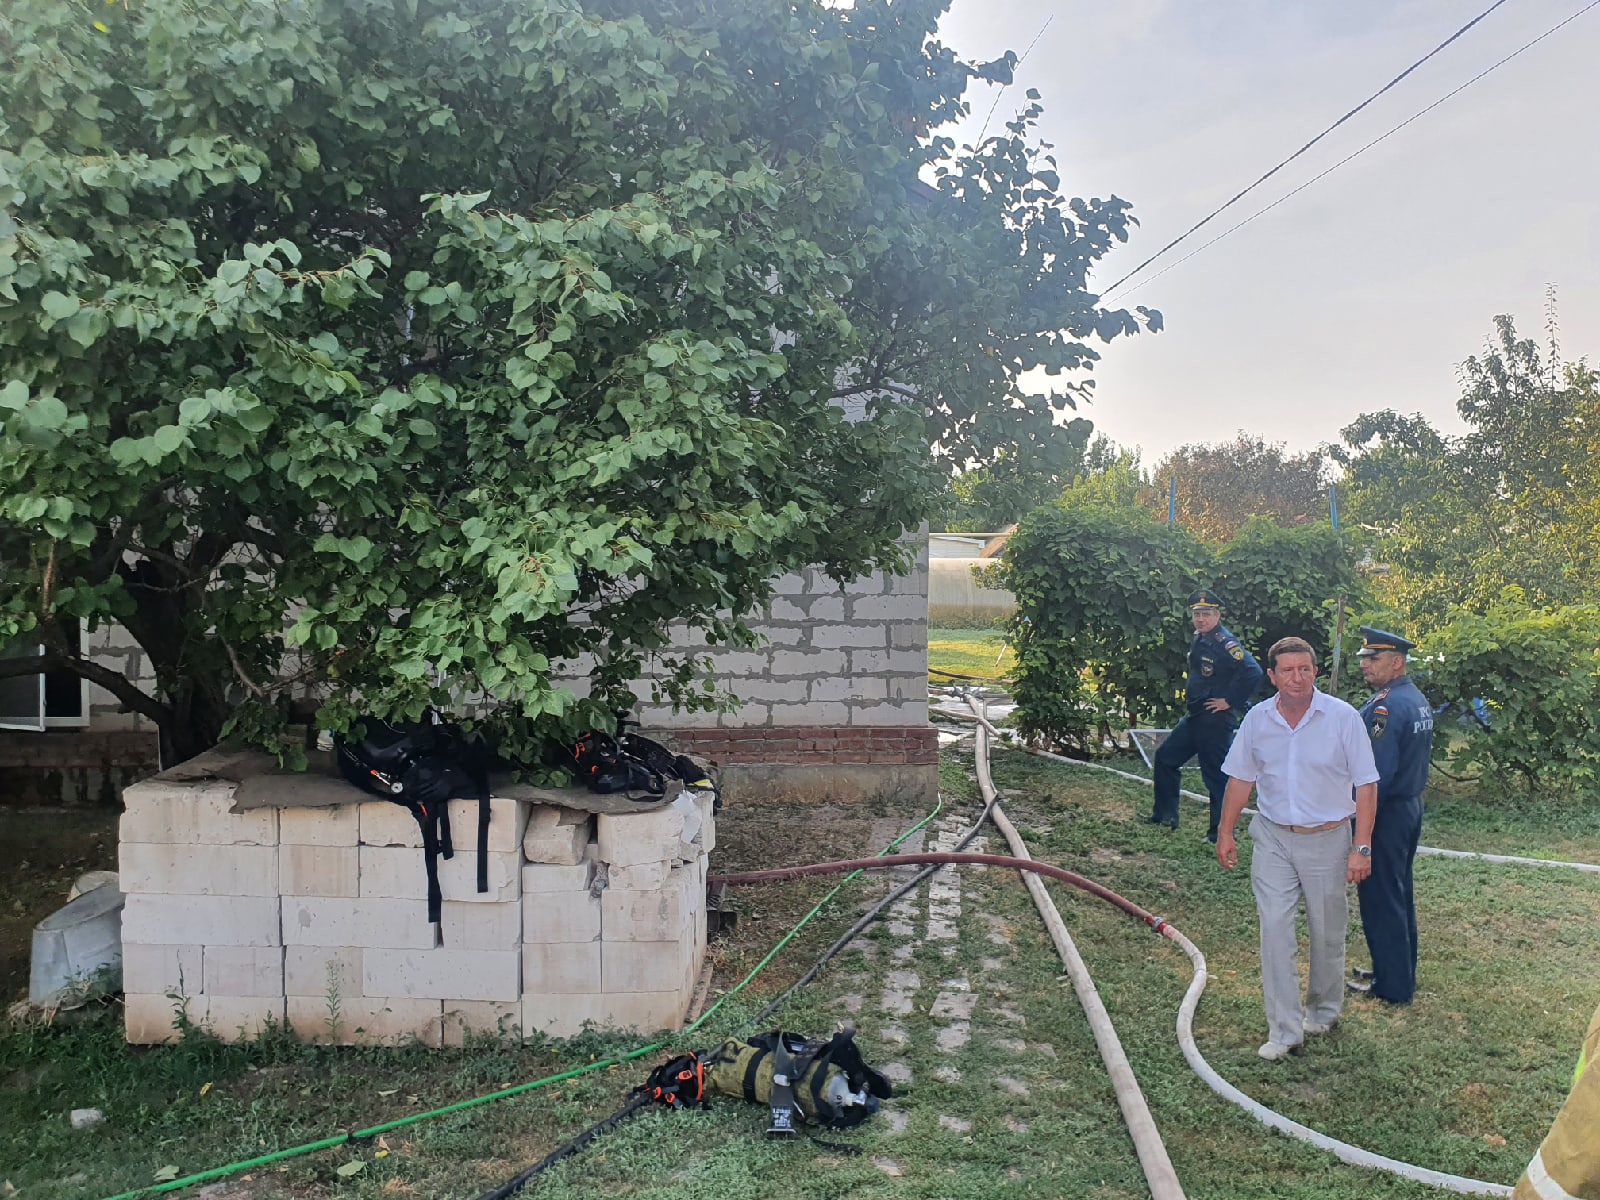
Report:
940,428,1142,531
1151,432,1329,544
1336,313,1600,621
1214,518,1360,664
0,0,1157,762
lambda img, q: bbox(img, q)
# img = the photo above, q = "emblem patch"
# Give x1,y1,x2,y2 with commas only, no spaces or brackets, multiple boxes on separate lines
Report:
1370,704,1388,739
1200,656,1215,677
1226,641,1245,662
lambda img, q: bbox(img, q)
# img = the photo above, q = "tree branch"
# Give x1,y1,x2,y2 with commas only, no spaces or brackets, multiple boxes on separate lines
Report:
0,650,170,730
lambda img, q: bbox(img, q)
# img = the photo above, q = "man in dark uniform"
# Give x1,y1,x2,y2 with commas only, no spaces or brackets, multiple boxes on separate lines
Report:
1147,589,1263,842
1349,626,1434,1005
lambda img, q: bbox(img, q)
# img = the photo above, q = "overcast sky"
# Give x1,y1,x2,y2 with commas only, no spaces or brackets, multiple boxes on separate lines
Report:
934,0,1600,466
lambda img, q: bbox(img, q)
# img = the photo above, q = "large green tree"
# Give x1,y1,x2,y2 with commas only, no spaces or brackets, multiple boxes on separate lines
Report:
1336,314,1600,621
1150,432,1329,545
0,0,1156,762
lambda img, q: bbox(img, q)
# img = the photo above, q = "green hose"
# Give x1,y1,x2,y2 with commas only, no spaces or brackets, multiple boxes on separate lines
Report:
100,796,943,1200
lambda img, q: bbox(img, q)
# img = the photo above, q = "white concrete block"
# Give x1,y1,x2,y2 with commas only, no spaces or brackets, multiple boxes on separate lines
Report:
359,798,528,852
606,861,669,891
120,780,277,847
119,842,279,897
363,947,520,1002
522,806,590,866
601,937,694,995
284,946,361,998
444,1000,521,1046
522,993,605,1041
124,991,185,1044
121,943,202,996
521,890,601,944
598,989,685,1035
358,800,421,847
281,897,436,949
280,844,359,898
440,899,521,951
520,862,594,894
692,791,716,853
125,992,284,1044
286,995,442,1046
596,805,685,868
601,869,697,943
278,804,359,847
202,946,285,997
358,847,520,903
122,894,281,947
522,942,602,994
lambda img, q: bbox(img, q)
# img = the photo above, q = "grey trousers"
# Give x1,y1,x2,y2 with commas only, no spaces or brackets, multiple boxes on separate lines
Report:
1248,814,1352,1047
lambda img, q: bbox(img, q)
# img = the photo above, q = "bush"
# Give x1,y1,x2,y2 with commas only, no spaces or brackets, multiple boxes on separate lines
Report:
1421,596,1600,797
993,503,1207,751
1215,518,1360,663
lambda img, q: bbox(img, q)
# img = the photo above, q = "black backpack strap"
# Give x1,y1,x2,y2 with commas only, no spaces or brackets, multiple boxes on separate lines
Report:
475,774,490,895
409,800,445,925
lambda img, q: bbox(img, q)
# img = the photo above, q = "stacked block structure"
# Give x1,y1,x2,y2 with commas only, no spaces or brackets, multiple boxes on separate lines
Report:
119,765,714,1046
636,538,938,806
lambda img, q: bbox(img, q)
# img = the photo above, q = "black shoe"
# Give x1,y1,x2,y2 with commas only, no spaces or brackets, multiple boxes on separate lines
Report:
1346,979,1372,995
1205,830,1218,844
1143,815,1178,830
1351,967,1375,981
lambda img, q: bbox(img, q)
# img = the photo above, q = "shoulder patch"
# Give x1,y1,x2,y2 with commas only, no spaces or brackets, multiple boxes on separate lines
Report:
1370,708,1388,739
1226,641,1244,661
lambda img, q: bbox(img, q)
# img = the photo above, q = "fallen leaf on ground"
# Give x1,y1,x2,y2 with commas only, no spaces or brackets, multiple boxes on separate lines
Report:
336,1160,366,1178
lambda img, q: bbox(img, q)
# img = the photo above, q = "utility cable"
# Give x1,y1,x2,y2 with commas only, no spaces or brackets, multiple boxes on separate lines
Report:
1108,0,1600,301
1099,0,1515,297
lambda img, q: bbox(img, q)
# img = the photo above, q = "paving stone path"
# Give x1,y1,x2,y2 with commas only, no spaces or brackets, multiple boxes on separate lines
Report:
856,813,1057,1141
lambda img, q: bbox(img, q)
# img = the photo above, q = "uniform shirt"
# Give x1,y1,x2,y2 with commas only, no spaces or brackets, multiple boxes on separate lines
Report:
1185,623,1264,715
1221,688,1380,825
1358,675,1434,802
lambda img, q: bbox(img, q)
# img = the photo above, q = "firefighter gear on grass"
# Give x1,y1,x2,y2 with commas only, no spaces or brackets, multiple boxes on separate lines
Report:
1514,1001,1600,1199
704,1029,892,1131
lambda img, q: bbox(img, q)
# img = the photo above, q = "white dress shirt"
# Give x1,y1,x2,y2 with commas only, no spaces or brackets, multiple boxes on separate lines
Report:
1221,688,1380,825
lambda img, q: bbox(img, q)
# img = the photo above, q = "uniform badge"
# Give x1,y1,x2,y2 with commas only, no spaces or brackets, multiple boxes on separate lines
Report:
1199,656,1215,677
1370,704,1388,739
1226,640,1244,661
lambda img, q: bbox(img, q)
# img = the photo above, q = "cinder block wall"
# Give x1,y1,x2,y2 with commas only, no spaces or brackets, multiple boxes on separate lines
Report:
119,761,712,1046
638,534,937,805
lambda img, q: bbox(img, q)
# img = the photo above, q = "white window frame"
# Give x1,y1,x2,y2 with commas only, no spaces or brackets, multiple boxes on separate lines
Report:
0,623,90,731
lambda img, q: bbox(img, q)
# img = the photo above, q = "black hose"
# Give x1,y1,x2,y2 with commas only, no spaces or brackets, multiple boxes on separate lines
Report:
473,1094,653,1200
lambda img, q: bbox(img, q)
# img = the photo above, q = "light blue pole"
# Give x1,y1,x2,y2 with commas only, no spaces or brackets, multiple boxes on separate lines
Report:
1168,476,1177,525
1329,483,1339,532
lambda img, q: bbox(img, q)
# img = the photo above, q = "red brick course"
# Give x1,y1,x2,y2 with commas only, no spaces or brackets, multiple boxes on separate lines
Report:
663,725,938,767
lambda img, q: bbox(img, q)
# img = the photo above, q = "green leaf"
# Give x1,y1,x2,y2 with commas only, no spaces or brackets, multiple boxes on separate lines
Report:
153,1167,180,1183
646,343,678,368
40,292,79,321
152,425,187,456
0,380,27,411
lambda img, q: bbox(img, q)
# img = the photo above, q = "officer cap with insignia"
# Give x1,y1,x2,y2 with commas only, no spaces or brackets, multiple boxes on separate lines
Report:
1187,588,1223,611
1357,626,1415,657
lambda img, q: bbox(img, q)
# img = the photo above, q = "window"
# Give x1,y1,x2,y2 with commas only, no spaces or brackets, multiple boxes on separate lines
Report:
0,620,88,731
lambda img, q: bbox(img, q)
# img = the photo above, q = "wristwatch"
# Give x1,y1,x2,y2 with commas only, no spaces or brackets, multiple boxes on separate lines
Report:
1355,844,1372,858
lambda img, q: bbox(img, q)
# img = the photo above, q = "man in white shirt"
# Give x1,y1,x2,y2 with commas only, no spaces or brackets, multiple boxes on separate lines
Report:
1216,636,1379,1061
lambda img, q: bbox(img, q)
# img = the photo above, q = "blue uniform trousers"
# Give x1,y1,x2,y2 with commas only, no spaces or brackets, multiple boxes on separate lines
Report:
1151,710,1235,831
1357,794,1423,1004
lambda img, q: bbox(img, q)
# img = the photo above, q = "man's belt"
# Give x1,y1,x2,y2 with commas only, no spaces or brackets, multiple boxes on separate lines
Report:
1284,819,1346,834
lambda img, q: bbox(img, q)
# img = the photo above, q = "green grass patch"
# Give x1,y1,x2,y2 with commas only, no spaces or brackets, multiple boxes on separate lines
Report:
928,627,1015,685
3,751,1596,1198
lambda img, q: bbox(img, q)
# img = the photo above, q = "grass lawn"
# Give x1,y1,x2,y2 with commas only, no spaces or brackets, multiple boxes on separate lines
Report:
4,750,1598,1199
928,627,1015,685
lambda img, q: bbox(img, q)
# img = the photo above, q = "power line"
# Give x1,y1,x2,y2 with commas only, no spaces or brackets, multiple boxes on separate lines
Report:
1099,0,1515,296
975,15,1054,143
1105,0,1600,302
